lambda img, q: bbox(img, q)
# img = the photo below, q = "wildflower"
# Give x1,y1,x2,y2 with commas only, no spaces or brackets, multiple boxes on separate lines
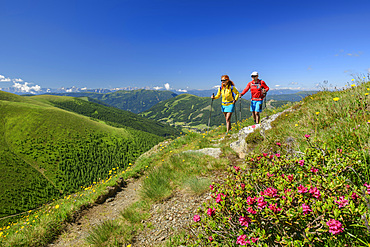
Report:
209,184,214,190
247,207,257,214
287,175,294,182
216,193,226,203
237,235,247,245
193,215,201,222
302,203,312,215
240,183,245,189
298,159,304,166
298,184,308,193
55,205,60,209
208,236,213,242
333,97,340,101
351,79,355,81
250,237,259,243
364,183,370,194
365,93,369,96
310,167,318,173
316,112,320,115
246,196,256,205
262,152,268,157
234,166,240,172
335,196,349,208
309,187,321,199
268,203,282,213
351,192,360,200
326,219,344,235
276,142,281,146
207,208,215,217
276,153,281,157
267,173,275,178
257,196,267,209
305,134,311,138
262,187,278,197
239,216,251,227
351,84,356,87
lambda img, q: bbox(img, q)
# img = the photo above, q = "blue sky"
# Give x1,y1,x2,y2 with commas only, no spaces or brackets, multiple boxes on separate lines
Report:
1,0,369,91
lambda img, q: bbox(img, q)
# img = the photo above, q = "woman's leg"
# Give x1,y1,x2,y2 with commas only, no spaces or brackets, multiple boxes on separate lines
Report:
225,112,233,132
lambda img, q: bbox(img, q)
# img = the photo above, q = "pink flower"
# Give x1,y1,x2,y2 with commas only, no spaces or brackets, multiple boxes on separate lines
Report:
207,207,215,217
287,174,294,182
302,203,312,215
276,142,281,146
262,187,278,197
237,235,247,245
246,196,256,205
267,172,275,178
234,166,240,172
326,219,344,235
268,203,282,213
298,159,305,166
351,192,360,200
257,196,267,209
240,183,245,190
365,183,370,194
247,207,257,214
276,153,281,157
305,134,311,138
193,215,201,222
239,216,251,227
208,236,213,242
284,188,292,194
310,167,318,173
262,152,268,157
269,155,274,159
335,196,349,208
250,237,259,243
209,184,214,190
216,193,226,203
298,184,308,193
309,187,321,199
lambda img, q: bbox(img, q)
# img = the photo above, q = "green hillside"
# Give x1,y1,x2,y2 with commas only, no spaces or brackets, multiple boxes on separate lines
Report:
139,94,290,129
0,91,164,218
30,95,180,137
49,89,178,113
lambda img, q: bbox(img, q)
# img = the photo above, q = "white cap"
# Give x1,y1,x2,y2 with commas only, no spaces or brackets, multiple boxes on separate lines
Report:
251,71,258,76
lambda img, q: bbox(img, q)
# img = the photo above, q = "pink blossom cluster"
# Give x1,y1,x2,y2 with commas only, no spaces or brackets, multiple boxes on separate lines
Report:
266,173,275,178
302,203,312,215
298,159,305,166
234,166,240,172
246,196,256,205
326,219,344,235
261,187,278,197
193,215,201,222
298,184,308,193
334,196,349,208
240,183,245,190
247,207,257,214
268,203,282,213
365,183,370,194
305,134,311,138
287,175,294,182
236,235,259,245
216,193,226,203
276,142,281,146
309,187,321,199
257,196,267,209
310,167,318,173
239,216,251,227
351,192,360,200
207,207,215,217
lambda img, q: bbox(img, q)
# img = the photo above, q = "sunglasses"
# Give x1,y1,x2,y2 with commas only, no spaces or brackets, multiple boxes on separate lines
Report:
221,79,228,82
251,75,258,77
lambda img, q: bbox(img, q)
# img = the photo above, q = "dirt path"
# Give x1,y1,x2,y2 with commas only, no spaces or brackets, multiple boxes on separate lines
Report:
48,177,142,247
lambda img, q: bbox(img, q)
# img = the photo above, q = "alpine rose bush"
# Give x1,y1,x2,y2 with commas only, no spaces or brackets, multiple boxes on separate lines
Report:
190,146,370,246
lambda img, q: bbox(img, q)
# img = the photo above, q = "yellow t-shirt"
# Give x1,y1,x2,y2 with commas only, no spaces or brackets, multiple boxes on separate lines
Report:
214,85,239,106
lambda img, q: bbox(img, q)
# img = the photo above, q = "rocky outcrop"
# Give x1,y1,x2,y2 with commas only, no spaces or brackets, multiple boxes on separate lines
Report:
230,109,292,158
183,147,222,158
94,177,127,204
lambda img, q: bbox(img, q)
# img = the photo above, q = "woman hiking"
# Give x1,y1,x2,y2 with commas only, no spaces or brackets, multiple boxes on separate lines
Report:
211,75,239,134
240,71,269,124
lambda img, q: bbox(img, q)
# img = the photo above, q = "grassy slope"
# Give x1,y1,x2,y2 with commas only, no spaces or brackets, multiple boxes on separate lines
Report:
48,89,178,113
0,91,164,218
140,93,290,128
29,94,180,137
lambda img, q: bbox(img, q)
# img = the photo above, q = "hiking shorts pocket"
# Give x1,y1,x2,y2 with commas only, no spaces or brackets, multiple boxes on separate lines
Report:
250,100,262,112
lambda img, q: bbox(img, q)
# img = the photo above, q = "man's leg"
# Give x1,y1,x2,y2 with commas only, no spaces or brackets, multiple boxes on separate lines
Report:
252,111,257,123
255,112,260,124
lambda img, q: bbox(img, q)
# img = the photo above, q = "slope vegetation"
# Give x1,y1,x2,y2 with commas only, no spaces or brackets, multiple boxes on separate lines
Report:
0,91,164,218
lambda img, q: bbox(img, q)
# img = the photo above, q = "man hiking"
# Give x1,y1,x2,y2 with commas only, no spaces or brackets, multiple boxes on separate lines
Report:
211,75,239,134
240,71,269,124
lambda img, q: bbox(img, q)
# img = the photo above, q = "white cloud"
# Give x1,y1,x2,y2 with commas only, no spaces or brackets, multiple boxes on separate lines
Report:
0,75,11,82
81,87,87,90
177,89,187,92
290,82,298,85
66,89,73,92
164,83,170,90
275,85,281,87
13,78,23,82
12,82,41,93
153,86,163,90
